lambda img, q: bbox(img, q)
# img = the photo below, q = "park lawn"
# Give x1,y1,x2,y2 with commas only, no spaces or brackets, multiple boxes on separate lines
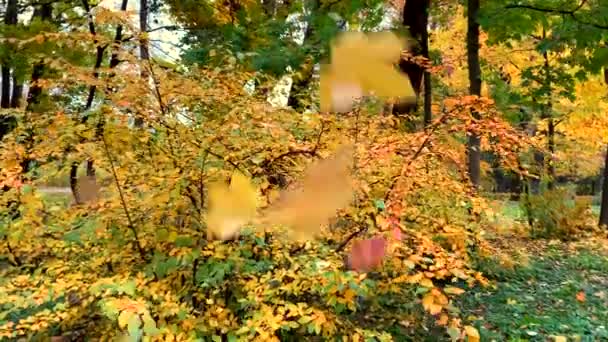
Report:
458,238,608,341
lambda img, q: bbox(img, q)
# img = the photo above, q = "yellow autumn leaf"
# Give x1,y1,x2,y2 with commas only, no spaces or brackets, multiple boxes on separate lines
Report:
117,310,131,329
263,145,354,241
464,325,480,342
421,293,442,315
420,277,434,288
554,336,567,342
444,286,465,295
206,171,258,240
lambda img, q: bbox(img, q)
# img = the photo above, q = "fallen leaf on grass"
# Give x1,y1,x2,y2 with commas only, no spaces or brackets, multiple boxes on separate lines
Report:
576,291,586,302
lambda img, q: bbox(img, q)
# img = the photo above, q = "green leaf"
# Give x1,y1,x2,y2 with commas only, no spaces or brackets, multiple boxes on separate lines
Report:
373,199,385,210
127,313,142,339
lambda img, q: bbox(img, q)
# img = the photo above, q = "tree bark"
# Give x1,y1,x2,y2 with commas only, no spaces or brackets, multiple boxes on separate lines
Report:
26,3,53,113
600,68,608,228
599,144,608,228
1,0,18,109
1,67,10,109
0,0,19,139
10,81,22,108
542,39,555,189
134,0,150,128
466,0,482,188
395,0,431,115
423,71,432,126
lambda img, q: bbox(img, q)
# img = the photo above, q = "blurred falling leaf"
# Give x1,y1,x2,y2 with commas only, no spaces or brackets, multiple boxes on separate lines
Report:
76,175,100,204
347,237,387,272
320,31,416,113
576,291,586,302
264,145,354,240
206,172,258,240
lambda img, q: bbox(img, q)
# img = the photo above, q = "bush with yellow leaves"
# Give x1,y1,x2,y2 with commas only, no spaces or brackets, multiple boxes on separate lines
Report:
0,49,527,341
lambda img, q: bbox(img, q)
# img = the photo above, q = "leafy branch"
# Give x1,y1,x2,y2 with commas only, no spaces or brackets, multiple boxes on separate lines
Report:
505,0,608,29
100,128,147,260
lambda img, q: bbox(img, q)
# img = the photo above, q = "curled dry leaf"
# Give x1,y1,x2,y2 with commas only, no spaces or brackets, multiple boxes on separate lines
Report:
206,172,258,240
263,145,355,241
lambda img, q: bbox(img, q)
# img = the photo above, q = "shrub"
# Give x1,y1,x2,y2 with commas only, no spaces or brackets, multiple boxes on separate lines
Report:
520,187,595,240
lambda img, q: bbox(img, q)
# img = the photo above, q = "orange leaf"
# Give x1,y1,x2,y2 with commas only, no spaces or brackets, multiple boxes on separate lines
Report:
576,291,586,302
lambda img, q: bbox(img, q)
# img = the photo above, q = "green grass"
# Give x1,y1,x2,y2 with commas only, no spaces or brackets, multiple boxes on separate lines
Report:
459,247,608,341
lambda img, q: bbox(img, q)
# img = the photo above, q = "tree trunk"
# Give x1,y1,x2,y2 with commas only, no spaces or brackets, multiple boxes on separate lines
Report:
135,0,149,128
1,67,10,108
0,0,19,138
466,0,482,188
287,6,316,112
10,81,22,108
1,0,18,109
421,9,431,126
547,116,555,189
599,144,608,228
26,3,53,112
423,71,432,126
396,0,430,115
76,0,129,195
542,33,555,190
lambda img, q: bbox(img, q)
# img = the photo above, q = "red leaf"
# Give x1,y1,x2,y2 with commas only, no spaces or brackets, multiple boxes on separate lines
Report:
347,237,387,272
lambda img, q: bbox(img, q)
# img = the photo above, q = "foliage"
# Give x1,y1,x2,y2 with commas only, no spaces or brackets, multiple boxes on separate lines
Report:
0,20,530,337
2,0,608,340
520,187,596,239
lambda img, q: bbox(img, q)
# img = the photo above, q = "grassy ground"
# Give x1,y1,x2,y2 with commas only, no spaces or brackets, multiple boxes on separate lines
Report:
456,198,608,341
460,244,608,341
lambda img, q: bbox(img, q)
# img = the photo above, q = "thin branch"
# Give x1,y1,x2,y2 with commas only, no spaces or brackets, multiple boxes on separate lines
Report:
383,111,451,203
505,0,587,15
4,237,22,267
100,127,147,260
505,0,608,29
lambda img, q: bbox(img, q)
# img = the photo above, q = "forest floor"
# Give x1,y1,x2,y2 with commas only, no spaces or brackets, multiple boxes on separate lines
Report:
453,201,608,341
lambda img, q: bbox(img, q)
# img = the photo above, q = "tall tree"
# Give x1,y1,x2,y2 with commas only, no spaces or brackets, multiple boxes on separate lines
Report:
485,0,608,226
600,143,608,227
0,0,17,109
600,69,608,228
70,0,130,202
0,0,19,140
466,0,481,188
396,0,431,117
25,2,53,113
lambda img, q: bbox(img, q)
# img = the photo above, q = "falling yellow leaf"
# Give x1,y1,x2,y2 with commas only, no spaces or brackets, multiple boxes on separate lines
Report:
554,336,567,342
263,145,354,240
320,30,416,113
464,325,480,342
206,171,258,240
